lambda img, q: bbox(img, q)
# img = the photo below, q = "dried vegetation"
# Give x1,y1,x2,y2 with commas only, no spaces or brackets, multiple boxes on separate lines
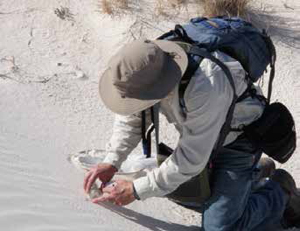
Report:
100,0,251,18
101,0,129,14
200,0,251,17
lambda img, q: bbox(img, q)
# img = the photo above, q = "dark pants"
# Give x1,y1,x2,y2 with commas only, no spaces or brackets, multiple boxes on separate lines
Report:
202,135,288,231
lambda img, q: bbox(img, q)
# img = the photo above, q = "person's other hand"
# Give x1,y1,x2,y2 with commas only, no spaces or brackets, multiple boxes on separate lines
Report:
83,163,117,193
92,180,135,206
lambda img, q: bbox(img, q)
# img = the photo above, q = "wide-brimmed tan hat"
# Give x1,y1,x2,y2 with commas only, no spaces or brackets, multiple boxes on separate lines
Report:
99,39,188,115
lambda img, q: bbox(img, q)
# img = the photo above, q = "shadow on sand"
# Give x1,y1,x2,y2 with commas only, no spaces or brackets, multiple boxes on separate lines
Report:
100,202,201,231
249,10,300,49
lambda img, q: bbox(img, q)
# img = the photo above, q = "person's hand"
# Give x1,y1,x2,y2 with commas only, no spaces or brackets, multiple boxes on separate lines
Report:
83,163,118,193
92,180,136,206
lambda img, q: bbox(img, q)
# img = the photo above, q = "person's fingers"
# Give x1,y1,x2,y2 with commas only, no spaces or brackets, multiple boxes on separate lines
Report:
85,171,99,193
92,193,115,204
100,182,106,192
102,182,117,194
83,171,93,192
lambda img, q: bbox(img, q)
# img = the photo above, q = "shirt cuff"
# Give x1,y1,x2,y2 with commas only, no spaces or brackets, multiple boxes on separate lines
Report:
132,184,140,200
133,174,165,200
102,152,122,170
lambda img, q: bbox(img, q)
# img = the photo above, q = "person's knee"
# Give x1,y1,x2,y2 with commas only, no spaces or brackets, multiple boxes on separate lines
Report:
202,194,245,231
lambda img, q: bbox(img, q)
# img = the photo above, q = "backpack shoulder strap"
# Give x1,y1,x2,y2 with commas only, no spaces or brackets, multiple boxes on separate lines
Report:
177,46,203,107
157,24,195,44
189,47,237,94
185,46,238,159
141,104,160,158
262,30,277,104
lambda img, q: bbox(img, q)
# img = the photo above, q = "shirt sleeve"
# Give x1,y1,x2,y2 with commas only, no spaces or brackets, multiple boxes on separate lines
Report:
133,59,234,200
102,110,152,170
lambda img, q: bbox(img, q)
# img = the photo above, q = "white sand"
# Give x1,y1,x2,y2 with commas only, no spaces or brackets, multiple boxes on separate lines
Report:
0,0,299,230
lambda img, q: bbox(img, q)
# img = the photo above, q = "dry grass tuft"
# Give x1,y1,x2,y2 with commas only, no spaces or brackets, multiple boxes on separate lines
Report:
200,0,251,18
101,0,129,14
100,0,252,18
101,0,113,14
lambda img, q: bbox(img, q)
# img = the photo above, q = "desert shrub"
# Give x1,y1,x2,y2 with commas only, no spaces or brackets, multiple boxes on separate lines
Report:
200,0,251,17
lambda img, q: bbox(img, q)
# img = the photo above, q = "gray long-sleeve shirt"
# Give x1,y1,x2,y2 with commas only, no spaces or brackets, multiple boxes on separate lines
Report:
102,51,265,200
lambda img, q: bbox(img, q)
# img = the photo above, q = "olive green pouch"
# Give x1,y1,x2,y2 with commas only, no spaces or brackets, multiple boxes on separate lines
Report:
157,143,211,209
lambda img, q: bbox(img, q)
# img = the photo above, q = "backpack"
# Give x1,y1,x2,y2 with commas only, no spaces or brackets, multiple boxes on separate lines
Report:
157,16,276,103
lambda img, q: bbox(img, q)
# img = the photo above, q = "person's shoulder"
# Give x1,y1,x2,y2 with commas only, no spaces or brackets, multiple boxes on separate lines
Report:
201,51,244,71
183,69,214,113
184,53,238,113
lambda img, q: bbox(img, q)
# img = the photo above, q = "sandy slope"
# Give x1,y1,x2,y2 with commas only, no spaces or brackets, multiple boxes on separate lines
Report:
0,0,299,230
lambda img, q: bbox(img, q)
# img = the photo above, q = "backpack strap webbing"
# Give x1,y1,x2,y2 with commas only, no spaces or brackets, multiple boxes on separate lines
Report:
142,105,160,158
262,30,277,104
157,24,196,44
141,110,151,158
178,55,203,108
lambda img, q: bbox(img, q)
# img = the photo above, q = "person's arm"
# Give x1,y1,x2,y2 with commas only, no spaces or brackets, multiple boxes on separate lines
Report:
133,58,235,200
102,110,152,170
84,109,152,195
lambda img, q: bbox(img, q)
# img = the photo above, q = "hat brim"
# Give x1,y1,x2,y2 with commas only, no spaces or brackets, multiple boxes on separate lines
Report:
99,40,188,116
